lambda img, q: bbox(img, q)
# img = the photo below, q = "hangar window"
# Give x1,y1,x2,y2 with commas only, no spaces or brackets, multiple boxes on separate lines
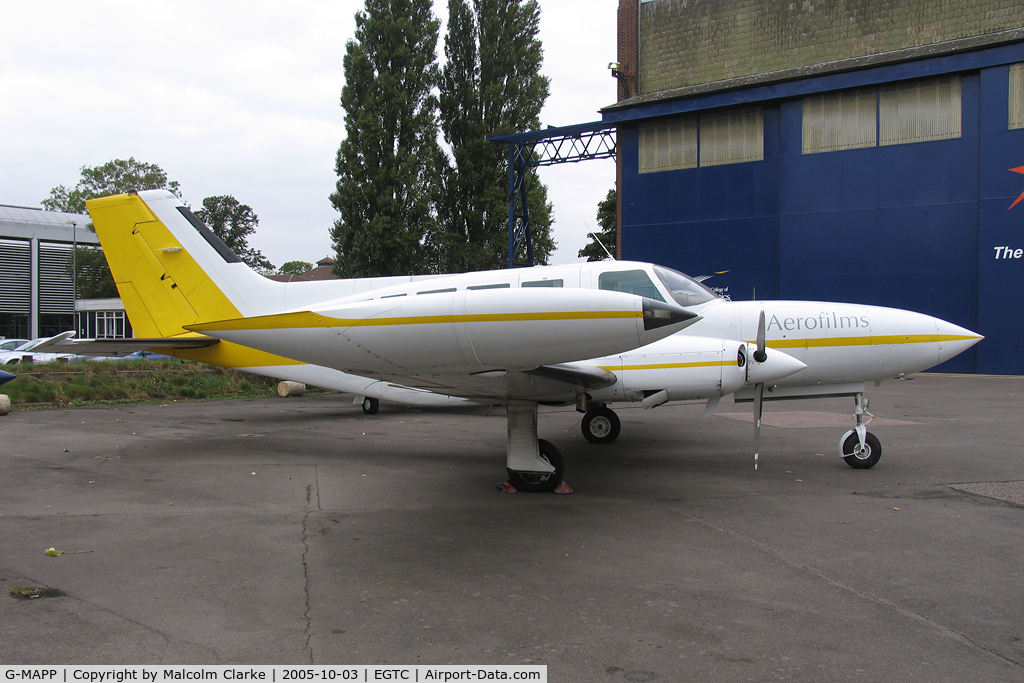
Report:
639,107,763,172
879,75,961,146
1010,63,1024,130
699,107,764,167
802,89,877,154
639,115,698,173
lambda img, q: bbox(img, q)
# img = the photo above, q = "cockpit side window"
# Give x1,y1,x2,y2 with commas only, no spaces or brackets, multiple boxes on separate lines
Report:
598,270,666,302
653,265,719,306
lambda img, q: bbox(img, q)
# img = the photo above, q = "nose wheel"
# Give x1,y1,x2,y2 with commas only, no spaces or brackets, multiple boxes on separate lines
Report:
840,393,881,468
841,431,881,469
581,406,621,444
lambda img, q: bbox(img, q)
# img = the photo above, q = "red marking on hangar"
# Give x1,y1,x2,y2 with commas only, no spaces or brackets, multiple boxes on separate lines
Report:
1008,166,1024,210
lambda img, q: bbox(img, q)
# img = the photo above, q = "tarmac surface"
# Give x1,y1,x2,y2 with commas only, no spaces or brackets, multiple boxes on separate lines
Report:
1,373,1022,681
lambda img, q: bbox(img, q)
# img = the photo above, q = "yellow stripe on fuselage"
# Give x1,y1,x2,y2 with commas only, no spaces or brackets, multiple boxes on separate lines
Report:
187,309,641,333
598,360,732,372
750,334,982,349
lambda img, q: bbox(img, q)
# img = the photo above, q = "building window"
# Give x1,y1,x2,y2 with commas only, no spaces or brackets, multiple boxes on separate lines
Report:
95,311,126,338
879,75,961,146
1010,63,1024,130
638,106,762,173
639,115,697,173
700,107,763,167
801,76,962,154
802,89,877,154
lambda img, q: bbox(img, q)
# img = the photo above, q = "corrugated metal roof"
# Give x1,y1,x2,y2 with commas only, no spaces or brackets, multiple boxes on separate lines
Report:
0,204,90,227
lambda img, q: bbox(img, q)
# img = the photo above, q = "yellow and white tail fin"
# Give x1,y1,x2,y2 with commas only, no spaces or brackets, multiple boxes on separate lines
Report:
86,191,313,368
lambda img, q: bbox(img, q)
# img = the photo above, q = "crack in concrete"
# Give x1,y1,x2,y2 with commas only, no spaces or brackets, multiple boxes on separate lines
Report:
301,464,321,664
664,503,1024,671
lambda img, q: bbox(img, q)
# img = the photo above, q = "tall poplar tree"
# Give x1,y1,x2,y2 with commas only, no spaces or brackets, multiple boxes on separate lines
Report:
435,0,555,272
330,0,441,277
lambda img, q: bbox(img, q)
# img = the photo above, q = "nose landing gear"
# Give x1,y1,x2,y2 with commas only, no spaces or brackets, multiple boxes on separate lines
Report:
840,393,881,468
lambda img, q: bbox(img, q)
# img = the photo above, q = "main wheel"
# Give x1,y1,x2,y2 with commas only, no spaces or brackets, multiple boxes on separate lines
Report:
362,397,380,415
581,406,621,444
842,431,881,469
506,439,564,493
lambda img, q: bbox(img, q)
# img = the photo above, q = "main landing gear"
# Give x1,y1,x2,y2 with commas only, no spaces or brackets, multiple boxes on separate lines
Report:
505,401,565,493
581,404,621,444
840,393,882,469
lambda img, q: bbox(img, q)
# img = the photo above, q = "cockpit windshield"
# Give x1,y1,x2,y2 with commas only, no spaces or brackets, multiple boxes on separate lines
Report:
653,266,720,307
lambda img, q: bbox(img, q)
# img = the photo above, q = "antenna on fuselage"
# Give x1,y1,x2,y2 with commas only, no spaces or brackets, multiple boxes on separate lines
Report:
585,223,614,260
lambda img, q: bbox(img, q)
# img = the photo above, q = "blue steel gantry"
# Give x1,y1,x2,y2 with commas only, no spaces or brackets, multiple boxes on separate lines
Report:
489,120,616,268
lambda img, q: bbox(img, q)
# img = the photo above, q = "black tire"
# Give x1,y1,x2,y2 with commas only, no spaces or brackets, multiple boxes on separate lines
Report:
362,397,380,415
842,431,881,469
506,439,564,493
581,406,621,444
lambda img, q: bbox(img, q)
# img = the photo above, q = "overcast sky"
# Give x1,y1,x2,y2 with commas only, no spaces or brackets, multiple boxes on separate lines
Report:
0,1,618,269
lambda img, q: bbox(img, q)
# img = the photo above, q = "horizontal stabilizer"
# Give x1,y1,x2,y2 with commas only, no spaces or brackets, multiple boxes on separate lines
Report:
33,334,219,357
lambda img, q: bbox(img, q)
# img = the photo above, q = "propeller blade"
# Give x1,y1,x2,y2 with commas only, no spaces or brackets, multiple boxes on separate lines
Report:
754,309,767,363
753,381,764,470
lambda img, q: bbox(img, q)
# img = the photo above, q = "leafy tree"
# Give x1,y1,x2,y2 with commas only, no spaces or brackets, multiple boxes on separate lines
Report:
194,196,275,273
64,246,119,299
278,261,313,275
44,158,182,300
330,0,441,277
434,0,554,272
41,157,182,215
578,189,618,261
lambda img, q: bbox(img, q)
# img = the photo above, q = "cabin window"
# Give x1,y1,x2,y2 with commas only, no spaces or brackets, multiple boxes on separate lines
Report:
598,270,666,302
468,283,511,290
417,288,457,295
522,279,563,287
381,293,407,298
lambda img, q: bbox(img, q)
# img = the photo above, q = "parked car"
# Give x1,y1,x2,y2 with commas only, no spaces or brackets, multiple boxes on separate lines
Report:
120,350,174,361
0,338,29,352
0,337,79,365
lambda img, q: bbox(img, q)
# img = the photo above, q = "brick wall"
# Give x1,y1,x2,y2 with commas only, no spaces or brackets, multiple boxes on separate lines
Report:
638,0,1024,94
618,0,640,100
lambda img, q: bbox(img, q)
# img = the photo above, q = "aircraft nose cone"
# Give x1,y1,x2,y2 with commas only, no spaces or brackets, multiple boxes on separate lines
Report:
642,298,698,331
935,319,983,364
0,369,15,387
748,348,807,385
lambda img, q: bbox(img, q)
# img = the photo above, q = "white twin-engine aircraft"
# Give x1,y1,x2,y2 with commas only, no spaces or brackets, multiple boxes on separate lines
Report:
48,190,980,492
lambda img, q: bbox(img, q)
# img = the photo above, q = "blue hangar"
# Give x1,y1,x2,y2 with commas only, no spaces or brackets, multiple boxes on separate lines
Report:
599,0,1024,375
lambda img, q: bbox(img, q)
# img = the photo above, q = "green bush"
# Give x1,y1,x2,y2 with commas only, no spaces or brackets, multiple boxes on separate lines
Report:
1,358,285,406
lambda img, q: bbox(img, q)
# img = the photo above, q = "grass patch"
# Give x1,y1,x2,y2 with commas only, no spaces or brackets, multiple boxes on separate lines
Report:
0,358,292,407
7,586,66,599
